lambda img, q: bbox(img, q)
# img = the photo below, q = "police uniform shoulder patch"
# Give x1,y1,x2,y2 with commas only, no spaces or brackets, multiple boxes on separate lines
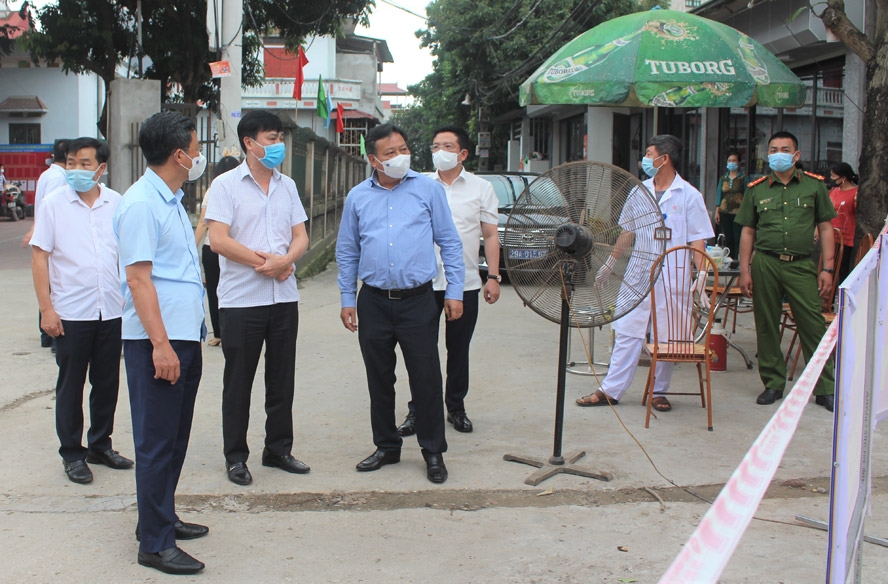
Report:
747,176,767,188
803,170,825,181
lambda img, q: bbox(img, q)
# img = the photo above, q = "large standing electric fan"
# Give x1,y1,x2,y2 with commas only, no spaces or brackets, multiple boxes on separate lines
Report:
502,161,666,485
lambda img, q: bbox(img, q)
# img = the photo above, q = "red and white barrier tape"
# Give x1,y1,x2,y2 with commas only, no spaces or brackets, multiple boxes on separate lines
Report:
659,318,839,583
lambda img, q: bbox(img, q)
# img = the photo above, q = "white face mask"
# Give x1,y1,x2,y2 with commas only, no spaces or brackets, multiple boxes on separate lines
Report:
379,154,411,179
179,151,207,182
432,150,459,172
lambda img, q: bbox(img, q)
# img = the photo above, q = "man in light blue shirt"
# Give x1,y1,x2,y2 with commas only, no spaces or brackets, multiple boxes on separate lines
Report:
337,123,464,484
113,111,208,576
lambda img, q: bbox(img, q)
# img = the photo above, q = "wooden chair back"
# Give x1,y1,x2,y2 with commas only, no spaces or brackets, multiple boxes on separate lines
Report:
649,246,719,362
854,232,875,268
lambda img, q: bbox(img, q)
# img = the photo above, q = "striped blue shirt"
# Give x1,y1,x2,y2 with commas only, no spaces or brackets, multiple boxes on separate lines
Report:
336,169,464,308
114,169,206,341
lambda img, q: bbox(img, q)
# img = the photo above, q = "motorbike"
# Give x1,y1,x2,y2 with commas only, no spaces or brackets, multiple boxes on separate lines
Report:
2,181,26,221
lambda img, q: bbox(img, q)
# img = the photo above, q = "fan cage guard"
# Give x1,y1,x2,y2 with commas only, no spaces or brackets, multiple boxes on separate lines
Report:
504,161,666,327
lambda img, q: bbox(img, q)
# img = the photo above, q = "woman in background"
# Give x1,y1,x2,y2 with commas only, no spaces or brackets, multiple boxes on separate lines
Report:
828,162,858,283
714,151,745,258
195,156,241,346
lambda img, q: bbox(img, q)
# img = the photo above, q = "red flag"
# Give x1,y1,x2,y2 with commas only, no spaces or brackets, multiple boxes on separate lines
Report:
292,47,309,100
336,103,345,133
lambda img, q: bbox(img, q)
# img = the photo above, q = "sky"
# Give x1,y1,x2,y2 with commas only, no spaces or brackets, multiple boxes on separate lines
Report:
360,0,436,89
10,0,437,91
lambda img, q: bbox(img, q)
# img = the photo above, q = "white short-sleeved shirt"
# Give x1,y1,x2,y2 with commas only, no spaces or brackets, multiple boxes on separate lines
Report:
30,184,123,321
205,162,308,308
34,163,68,216
613,173,714,339
430,168,498,292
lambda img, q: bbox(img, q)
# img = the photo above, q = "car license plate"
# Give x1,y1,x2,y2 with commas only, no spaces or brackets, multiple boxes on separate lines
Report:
508,249,547,260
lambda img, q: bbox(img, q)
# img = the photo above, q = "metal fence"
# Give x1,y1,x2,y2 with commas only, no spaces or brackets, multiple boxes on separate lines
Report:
287,126,367,272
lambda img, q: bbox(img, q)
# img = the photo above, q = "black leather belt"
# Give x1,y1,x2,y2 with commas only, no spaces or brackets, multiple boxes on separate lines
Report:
758,249,807,262
363,281,432,300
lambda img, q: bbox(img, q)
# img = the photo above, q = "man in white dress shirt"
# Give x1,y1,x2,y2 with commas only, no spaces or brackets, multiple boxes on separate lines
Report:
397,126,501,436
206,110,310,486
30,137,133,484
24,139,71,349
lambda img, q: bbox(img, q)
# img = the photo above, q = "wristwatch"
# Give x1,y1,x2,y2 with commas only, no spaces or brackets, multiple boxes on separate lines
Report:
821,268,835,274
487,274,502,283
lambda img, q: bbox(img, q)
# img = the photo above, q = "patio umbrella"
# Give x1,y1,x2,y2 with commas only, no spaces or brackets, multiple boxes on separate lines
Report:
519,10,806,109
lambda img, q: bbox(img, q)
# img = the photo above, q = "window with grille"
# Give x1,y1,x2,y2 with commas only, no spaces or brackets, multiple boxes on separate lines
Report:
9,123,40,144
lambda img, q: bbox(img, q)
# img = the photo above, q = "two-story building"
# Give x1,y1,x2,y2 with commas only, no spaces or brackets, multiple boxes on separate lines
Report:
241,28,393,158
0,7,103,202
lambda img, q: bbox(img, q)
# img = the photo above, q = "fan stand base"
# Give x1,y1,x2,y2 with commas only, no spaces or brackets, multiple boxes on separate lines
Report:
503,450,613,486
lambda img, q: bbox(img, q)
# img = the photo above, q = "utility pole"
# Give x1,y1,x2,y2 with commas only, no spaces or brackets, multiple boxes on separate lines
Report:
478,106,490,171
207,0,243,158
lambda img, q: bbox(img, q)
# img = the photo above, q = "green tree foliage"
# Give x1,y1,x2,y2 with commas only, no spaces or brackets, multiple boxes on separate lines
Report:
0,1,32,56
814,0,888,241
23,0,135,86
395,0,662,169
23,1,214,132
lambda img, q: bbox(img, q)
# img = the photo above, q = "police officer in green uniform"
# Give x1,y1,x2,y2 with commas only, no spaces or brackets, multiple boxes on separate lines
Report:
736,131,837,412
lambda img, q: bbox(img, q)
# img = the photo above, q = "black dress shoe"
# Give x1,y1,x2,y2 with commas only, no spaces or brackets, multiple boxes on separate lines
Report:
138,546,205,575
815,394,835,412
63,459,93,484
397,412,416,437
86,448,134,469
356,449,400,472
425,454,448,484
447,411,473,433
261,450,310,474
226,461,253,485
756,388,784,405
136,521,209,542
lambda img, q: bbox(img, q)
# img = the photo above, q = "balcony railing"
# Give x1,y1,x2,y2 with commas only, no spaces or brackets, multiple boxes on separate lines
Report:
806,86,843,107
242,77,363,102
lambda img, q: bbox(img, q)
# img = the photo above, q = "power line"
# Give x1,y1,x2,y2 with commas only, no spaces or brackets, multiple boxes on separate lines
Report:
378,0,428,23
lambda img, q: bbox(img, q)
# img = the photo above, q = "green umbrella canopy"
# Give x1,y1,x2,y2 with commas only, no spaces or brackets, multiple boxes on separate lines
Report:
519,9,806,108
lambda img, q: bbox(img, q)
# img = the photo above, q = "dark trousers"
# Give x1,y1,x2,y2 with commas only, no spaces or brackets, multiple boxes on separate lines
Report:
54,318,122,461
201,245,221,338
358,286,446,455
838,244,854,284
408,289,480,415
125,339,201,554
718,212,743,259
220,302,298,463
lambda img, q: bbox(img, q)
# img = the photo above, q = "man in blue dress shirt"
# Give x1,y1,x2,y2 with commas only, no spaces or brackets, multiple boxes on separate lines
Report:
113,111,209,575
337,123,465,484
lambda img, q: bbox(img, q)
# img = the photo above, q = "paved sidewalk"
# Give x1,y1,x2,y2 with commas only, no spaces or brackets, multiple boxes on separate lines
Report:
2,218,887,582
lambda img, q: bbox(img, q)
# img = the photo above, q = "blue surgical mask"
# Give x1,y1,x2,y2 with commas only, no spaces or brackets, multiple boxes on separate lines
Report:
66,168,100,192
768,152,795,173
641,154,664,178
726,162,739,172
253,140,286,169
